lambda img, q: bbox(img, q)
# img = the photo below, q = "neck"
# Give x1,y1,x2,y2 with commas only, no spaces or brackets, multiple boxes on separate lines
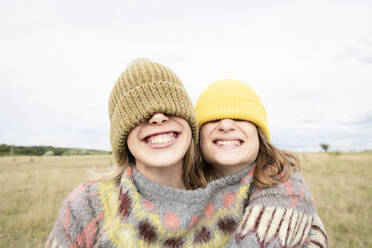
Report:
135,160,186,189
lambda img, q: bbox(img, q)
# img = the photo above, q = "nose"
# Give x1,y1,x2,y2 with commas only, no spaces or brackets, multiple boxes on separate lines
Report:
217,119,235,132
149,113,169,125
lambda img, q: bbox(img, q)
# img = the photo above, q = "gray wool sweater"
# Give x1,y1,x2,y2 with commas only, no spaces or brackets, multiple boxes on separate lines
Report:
46,164,328,248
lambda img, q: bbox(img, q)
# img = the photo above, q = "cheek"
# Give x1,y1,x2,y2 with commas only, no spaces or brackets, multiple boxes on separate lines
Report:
200,134,215,162
182,130,192,150
200,129,211,150
126,134,136,156
241,125,259,154
200,124,214,141
200,138,210,154
200,131,207,145
248,136,260,159
241,124,259,143
127,126,141,153
127,132,135,149
253,138,260,153
179,122,192,148
248,132,259,149
184,124,192,140
173,117,192,143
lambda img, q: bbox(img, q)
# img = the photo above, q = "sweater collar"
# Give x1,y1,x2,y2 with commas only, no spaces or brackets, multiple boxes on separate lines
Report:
128,162,255,204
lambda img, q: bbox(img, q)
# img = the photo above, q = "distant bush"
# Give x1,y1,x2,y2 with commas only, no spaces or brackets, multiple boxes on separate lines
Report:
62,149,83,156
43,151,55,156
0,144,11,156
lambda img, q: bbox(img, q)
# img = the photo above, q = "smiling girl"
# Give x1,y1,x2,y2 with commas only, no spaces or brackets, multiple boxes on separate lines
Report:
45,58,204,247
196,79,328,247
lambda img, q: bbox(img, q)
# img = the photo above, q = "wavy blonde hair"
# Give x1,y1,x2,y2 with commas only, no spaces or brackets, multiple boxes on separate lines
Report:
201,127,301,188
102,139,207,190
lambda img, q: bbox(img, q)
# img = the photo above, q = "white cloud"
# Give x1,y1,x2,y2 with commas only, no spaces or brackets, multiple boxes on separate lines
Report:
1,0,372,151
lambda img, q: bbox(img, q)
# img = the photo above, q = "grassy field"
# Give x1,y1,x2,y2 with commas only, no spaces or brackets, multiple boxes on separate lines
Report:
0,152,371,247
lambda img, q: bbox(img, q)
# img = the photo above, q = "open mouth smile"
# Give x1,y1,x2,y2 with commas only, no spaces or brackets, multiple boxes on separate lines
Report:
143,131,179,147
213,139,244,147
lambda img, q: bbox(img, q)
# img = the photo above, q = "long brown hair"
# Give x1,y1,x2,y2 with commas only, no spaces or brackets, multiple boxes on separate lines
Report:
104,139,208,190
201,128,301,188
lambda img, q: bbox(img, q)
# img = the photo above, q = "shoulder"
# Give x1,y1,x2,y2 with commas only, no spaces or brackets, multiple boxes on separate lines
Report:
249,171,315,214
63,180,101,206
46,181,106,247
58,180,104,224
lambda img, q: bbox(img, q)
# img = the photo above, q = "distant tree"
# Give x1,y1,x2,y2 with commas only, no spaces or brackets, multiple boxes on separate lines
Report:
320,143,329,152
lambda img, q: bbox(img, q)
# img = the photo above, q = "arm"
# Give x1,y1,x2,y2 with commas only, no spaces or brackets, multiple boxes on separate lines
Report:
228,172,328,247
302,214,328,248
45,198,75,248
45,181,102,248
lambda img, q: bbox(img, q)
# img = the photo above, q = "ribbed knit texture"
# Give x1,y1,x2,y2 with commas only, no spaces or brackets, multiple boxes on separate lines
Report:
109,58,198,164
45,166,328,248
195,79,270,140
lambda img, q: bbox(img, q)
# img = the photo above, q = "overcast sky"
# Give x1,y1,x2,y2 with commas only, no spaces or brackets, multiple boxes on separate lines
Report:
1,0,371,152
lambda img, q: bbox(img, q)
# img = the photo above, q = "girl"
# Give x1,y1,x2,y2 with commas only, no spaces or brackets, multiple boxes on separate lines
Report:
45,59,258,247
196,79,328,247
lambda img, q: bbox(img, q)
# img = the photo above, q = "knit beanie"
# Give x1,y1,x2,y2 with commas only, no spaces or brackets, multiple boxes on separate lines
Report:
195,79,270,140
108,58,198,165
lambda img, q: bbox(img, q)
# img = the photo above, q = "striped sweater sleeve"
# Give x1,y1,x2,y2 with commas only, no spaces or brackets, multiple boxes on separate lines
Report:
303,214,328,248
226,172,328,248
45,181,104,248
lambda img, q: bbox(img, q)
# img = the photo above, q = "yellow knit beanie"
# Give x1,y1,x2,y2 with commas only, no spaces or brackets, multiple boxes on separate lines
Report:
108,58,198,165
195,79,270,140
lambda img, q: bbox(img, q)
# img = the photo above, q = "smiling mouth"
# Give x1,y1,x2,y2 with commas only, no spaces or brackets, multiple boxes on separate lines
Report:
213,139,243,147
144,132,178,145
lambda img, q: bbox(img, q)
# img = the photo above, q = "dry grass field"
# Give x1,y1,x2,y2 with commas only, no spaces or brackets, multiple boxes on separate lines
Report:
0,152,371,247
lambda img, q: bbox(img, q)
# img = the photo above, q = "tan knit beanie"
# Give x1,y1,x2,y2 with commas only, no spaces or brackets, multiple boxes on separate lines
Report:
108,58,198,165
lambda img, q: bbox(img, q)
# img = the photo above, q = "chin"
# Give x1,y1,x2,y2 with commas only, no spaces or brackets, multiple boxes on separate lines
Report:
212,156,244,167
143,154,183,168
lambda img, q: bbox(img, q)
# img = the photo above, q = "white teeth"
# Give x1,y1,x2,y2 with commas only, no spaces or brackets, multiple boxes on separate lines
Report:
216,140,242,146
147,133,176,144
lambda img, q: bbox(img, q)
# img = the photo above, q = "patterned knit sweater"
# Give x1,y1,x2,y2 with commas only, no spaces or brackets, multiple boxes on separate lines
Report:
46,164,328,248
